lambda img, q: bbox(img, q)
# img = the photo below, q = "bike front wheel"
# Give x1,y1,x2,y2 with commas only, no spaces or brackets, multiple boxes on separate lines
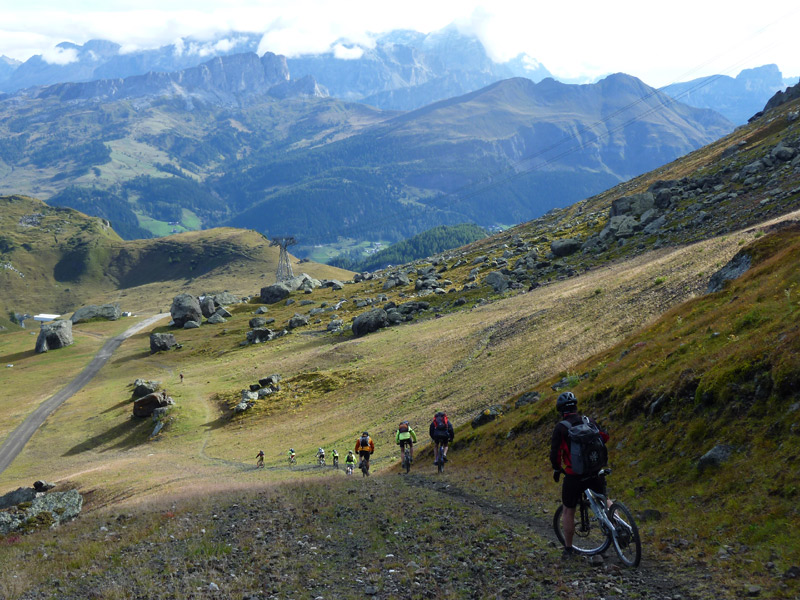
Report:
608,502,641,567
553,504,611,555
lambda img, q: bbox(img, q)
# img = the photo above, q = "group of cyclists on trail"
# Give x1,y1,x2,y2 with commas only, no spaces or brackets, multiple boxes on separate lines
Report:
251,392,637,564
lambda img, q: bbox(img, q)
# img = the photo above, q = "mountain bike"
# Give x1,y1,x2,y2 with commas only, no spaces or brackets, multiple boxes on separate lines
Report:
333,455,339,469
434,442,447,473
288,454,296,466
552,468,641,567
359,456,370,477
401,447,412,474
317,455,326,467
345,463,354,475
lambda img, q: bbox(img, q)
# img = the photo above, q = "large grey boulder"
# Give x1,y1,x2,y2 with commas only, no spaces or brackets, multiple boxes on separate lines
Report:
0,487,36,511
610,192,655,218
286,273,321,291
213,292,240,306
35,320,74,353
708,251,751,293
199,296,216,318
484,271,510,293
183,320,200,329
71,303,121,323
206,313,226,324
260,282,293,304
249,317,268,328
170,294,202,327
352,308,389,337
697,444,734,472
133,391,174,417
0,489,83,535
132,379,160,398
550,238,582,257
149,332,177,353
288,314,309,329
246,328,275,344
383,272,411,290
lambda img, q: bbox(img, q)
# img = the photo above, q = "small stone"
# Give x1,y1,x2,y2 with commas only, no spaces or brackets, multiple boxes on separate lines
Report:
365,585,378,595
590,554,604,567
208,582,219,591
745,585,761,597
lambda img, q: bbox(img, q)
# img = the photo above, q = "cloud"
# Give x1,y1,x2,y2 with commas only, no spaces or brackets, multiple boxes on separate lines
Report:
41,46,79,65
332,44,364,60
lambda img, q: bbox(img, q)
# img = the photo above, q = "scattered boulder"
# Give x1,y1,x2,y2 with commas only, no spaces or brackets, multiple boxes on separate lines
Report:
707,251,751,293
149,332,177,353
207,313,227,325
288,314,309,329
254,306,269,315
71,303,121,323
260,282,293,304
321,279,345,290
133,391,174,418
0,489,83,535
258,374,281,387
199,296,216,318
384,272,410,290
327,319,344,332
550,238,582,257
697,444,734,472
183,320,200,329
249,317,267,328
35,320,74,353
352,308,389,337
515,391,540,408
215,307,232,318
610,192,655,218
484,271,509,293
132,379,160,398
0,487,36,511
472,405,504,428
213,292,240,306
170,294,202,327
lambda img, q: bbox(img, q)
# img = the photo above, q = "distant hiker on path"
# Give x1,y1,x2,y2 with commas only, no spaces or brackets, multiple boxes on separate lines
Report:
180,373,184,383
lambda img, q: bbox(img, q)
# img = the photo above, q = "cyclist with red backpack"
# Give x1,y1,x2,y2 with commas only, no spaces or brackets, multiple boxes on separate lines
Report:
395,421,418,463
355,431,375,475
429,411,454,466
550,391,610,559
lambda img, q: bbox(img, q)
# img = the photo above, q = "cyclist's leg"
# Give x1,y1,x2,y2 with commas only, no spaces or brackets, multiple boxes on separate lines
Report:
408,441,413,461
441,441,449,461
561,475,582,549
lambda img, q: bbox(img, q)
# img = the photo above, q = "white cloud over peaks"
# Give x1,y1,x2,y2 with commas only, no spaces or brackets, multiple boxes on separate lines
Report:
332,44,364,60
41,46,79,65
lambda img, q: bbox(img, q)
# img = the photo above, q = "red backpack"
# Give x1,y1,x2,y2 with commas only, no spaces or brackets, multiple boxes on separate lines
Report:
433,413,449,431
398,422,409,433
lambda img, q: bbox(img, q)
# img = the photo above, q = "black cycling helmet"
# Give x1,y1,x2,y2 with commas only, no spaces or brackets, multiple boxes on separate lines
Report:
362,431,369,436
556,391,578,414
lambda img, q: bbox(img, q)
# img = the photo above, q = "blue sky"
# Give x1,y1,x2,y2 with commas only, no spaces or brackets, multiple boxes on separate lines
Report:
1,0,798,87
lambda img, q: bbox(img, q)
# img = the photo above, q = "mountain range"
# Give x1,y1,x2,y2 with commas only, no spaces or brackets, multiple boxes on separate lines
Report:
661,63,799,124
0,54,732,254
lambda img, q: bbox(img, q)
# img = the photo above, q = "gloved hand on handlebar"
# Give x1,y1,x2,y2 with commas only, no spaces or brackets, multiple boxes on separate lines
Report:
553,469,561,483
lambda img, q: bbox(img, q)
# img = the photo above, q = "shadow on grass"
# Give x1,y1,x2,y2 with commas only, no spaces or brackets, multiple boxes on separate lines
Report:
202,414,230,432
102,397,134,414
111,350,152,366
0,349,37,364
63,417,153,456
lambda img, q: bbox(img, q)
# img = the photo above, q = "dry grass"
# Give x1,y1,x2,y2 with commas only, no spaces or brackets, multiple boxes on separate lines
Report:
0,218,765,503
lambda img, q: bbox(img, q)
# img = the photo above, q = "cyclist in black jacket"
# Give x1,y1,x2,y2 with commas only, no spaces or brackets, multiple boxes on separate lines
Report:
550,392,610,558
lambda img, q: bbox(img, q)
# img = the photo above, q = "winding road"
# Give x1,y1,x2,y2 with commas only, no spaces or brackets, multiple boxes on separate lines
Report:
0,314,168,476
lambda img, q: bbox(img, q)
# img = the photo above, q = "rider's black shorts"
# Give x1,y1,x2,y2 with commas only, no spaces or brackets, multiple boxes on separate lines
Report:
399,439,413,450
562,473,606,509
359,450,371,460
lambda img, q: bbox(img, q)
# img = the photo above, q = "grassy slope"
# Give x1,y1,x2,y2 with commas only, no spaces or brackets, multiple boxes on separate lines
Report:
0,195,352,317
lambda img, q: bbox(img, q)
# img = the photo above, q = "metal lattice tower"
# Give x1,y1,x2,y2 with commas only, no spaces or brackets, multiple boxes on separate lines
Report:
270,236,297,282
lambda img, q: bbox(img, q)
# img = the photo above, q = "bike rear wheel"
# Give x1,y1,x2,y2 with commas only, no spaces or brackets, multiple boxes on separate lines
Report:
404,450,411,473
553,503,611,555
608,502,641,567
